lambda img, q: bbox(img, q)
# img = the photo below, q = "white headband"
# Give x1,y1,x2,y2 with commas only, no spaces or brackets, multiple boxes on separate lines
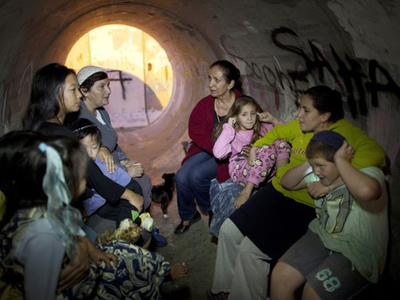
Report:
38,142,83,259
77,65,107,86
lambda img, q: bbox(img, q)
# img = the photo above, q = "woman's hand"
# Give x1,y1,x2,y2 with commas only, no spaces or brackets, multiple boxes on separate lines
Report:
85,236,117,269
126,161,144,178
89,248,117,269
228,117,236,126
257,112,278,125
57,236,90,293
98,146,116,173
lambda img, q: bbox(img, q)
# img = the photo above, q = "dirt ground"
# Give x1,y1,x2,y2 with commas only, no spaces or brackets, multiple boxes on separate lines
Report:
149,193,217,300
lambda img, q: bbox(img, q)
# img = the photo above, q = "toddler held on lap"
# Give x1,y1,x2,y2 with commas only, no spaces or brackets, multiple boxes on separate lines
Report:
71,118,143,226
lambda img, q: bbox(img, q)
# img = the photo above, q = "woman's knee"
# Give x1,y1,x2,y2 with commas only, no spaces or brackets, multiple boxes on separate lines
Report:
220,219,242,241
140,173,152,186
189,170,211,186
176,165,190,186
176,164,206,186
219,219,230,236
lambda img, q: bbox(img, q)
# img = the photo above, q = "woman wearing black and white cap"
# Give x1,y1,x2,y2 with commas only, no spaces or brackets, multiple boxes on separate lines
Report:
74,65,153,213
70,66,166,247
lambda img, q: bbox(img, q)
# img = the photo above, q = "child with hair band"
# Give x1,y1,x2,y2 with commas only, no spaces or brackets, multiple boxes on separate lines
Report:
213,96,291,208
0,132,187,300
271,130,389,300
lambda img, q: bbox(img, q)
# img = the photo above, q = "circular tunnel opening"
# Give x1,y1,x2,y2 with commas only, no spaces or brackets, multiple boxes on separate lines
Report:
65,24,174,129
43,3,218,182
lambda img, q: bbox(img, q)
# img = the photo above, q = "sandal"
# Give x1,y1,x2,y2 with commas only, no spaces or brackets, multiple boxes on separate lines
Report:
207,288,229,300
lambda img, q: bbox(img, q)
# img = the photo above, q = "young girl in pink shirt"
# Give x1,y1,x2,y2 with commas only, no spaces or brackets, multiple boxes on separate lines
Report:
213,96,290,208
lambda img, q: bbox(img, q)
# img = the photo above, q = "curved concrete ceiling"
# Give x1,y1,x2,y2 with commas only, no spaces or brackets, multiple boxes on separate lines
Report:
43,2,218,179
1,0,399,182
1,0,220,180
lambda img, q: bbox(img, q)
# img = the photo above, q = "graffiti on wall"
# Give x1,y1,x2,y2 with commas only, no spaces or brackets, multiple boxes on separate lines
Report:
221,27,400,119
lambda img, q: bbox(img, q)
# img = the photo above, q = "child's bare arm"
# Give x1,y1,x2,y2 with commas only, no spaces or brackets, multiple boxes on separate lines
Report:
335,141,382,202
276,158,289,168
281,161,310,191
234,182,254,209
247,146,258,166
121,189,144,212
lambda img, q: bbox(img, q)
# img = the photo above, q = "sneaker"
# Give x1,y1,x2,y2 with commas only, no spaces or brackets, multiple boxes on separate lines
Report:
152,228,168,247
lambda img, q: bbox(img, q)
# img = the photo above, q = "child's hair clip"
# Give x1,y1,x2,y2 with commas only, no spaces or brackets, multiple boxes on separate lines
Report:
38,142,47,152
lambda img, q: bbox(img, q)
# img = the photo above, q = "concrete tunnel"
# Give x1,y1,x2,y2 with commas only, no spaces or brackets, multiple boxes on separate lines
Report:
0,0,400,289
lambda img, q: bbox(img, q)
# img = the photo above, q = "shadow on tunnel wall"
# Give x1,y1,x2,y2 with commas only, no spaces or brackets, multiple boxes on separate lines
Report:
105,70,165,128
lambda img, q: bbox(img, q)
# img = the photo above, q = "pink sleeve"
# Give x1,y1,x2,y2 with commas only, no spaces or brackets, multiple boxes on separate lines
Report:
259,123,274,137
213,123,236,159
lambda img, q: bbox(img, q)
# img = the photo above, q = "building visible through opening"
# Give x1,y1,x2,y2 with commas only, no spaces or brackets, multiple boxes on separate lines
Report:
66,24,173,128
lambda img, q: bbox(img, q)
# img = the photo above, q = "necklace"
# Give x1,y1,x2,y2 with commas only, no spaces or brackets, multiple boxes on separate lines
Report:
214,101,222,123
214,92,234,123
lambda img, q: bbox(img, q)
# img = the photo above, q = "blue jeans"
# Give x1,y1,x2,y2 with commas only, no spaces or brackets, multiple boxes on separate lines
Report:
176,151,217,220
209,178,244,237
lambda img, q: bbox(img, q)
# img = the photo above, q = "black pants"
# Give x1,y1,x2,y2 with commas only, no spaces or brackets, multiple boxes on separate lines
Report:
96,179,143,226
230,182,315,259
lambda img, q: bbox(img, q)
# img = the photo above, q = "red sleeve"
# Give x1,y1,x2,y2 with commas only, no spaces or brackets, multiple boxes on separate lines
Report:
188,96,215,153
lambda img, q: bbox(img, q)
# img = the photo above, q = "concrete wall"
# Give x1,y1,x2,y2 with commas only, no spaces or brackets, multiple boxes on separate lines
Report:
0,0,399,287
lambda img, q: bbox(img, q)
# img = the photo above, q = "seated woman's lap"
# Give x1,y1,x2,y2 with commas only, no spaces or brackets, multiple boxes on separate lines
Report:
176,151,217,185
229,182,315,259
176,151,217,217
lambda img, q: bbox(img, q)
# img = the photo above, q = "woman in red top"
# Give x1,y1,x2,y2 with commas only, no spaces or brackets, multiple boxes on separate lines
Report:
174,60,243,234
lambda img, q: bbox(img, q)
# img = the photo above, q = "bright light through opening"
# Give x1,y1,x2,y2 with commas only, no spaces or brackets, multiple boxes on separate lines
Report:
66,24,173,128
